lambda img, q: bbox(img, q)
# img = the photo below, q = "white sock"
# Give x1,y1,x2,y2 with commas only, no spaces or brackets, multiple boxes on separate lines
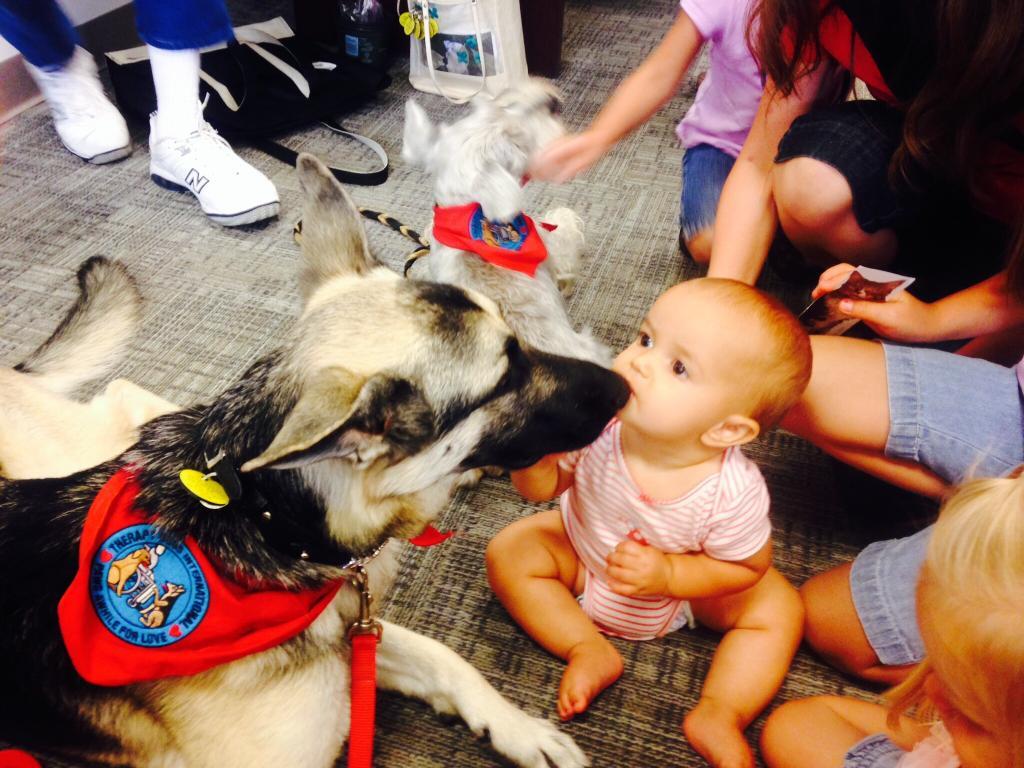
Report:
148,46,200,139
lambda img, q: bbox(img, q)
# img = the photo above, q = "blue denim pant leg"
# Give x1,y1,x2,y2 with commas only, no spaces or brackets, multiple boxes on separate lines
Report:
0,0,77,69
844,734,906,768
0,0,234,65
850,526,931,666
679,143,735,240
134,0,233,50
883,343,1024,483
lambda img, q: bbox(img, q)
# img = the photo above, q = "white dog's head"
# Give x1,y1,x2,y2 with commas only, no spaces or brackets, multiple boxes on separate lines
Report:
402,79,565,222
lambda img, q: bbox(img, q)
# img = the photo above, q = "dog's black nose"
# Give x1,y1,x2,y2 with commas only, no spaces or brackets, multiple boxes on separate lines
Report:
547,95,562,115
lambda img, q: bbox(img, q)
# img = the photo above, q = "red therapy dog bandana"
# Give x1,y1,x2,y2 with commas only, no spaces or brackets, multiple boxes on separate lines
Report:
431,203,555,277
58,469,345,686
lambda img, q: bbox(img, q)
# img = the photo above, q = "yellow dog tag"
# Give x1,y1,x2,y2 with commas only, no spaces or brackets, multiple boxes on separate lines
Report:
179,469,230,509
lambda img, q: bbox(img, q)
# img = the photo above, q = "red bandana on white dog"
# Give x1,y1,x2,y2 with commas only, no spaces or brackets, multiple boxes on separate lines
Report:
432,203,555,277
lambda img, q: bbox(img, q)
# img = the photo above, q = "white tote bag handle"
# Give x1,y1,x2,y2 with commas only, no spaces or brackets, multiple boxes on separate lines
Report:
421,0,489,104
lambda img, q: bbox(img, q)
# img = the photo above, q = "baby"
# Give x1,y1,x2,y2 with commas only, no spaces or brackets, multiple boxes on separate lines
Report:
486,278,812,768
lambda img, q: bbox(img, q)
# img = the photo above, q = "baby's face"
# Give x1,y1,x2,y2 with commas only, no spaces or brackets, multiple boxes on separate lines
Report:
612,284,755,446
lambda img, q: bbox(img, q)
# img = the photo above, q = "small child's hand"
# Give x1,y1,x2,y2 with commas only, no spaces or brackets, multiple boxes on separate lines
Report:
605,539,672,596
528,131,610,184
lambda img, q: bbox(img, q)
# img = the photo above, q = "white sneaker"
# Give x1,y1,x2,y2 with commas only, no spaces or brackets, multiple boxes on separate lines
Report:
149,113,279,227
26,46,131,164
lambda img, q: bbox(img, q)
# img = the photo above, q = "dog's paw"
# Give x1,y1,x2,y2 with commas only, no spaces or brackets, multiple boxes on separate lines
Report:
539,207,584,249
454,468,485,489
486,711,589,768
538,208,584,292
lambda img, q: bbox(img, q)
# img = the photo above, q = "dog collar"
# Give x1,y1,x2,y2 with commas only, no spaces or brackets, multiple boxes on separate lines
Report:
431,203,551,277
184,451,451,566
59,469,454,686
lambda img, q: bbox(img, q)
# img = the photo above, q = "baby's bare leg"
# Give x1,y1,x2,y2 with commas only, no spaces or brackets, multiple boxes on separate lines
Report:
486,509,623,720
685,568,804,768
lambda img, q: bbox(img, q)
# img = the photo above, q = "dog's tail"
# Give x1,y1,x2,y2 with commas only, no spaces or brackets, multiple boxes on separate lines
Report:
14,256,142,396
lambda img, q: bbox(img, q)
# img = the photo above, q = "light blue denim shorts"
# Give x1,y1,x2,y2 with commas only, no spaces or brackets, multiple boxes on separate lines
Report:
680,143,735,240
850,344,1023,666
882,343,1024,482
844,734,905,768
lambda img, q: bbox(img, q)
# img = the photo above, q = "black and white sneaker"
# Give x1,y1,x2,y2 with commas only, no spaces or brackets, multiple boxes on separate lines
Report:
149,112,279,227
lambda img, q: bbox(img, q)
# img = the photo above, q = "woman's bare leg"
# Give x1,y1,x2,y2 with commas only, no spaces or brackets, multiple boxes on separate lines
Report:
772,158,899,269
800,563,916,685
782,336,948,499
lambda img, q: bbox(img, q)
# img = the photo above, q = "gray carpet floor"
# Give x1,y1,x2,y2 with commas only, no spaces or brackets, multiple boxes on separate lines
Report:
0,0,936,765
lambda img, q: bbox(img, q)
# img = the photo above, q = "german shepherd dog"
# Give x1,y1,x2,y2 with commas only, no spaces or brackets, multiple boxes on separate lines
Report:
0,154,628,767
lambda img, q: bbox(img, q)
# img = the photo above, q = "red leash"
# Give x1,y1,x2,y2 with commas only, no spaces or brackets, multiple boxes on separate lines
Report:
347,632,379,768
345,528,454,768
346,565,383,768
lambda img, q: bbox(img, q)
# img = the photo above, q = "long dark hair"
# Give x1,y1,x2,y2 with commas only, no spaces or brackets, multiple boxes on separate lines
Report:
748,0,1024,213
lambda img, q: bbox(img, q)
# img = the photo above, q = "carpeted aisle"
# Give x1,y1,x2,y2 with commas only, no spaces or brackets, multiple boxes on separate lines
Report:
0,0,934,765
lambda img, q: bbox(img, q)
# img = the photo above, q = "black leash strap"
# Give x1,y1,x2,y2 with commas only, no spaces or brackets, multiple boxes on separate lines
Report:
251,119,389,186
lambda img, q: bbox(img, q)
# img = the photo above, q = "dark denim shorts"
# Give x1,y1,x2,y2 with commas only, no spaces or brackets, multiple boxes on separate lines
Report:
775,100,906,234
679,143,736,239
773,100,1009,298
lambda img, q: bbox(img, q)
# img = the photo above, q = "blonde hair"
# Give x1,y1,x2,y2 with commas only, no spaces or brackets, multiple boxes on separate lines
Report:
886,470,1024,766
690,279,812,429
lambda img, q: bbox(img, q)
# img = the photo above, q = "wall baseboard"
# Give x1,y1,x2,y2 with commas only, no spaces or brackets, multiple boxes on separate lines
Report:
1,2,138,125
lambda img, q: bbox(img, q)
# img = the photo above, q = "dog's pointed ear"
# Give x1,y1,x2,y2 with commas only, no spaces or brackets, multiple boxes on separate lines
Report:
241,367,435,472
401,99,438,169
295,153,375,299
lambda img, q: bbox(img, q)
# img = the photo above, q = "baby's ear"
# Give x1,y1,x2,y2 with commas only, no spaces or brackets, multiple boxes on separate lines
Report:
700,415,759,449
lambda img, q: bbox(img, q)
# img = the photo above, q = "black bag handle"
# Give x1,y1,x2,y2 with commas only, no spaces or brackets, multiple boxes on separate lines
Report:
248,119,389,186
205,38,389,186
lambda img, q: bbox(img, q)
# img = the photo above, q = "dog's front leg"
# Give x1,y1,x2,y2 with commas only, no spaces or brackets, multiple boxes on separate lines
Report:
376,620,589,768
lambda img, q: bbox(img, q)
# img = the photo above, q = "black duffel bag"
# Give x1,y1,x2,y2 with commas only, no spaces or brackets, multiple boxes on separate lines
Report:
106,23,391,185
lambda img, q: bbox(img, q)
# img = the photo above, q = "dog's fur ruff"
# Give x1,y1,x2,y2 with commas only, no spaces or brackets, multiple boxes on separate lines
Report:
0,154,630,768
402,79,612,366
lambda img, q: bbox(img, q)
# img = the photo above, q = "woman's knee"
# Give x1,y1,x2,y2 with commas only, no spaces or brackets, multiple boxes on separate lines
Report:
800,564,881,678
772,158,855,238
680,227,713,265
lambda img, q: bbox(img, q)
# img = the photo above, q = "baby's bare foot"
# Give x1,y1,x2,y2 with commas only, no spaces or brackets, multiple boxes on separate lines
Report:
682,698,754,768
557,638,623,720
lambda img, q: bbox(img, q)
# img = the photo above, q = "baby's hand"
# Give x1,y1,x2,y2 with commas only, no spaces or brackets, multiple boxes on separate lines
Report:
528,131,609,184
605,538,671,596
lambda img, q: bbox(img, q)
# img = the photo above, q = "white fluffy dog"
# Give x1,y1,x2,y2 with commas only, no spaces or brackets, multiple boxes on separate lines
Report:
402,79,612,366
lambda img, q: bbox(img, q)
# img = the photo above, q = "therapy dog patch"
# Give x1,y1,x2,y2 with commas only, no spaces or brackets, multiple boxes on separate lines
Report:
59,469,344,686
432,202,553,276
90,524,208,647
